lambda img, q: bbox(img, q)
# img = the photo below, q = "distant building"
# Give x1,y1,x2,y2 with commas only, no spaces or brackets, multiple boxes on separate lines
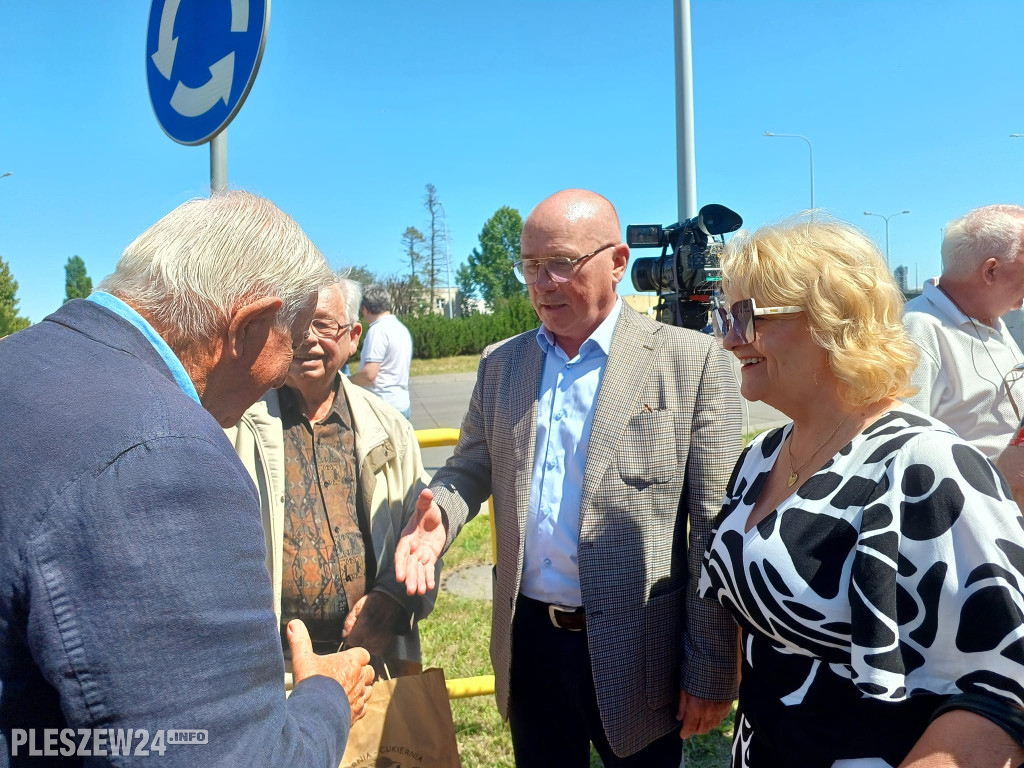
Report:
893,265,908,292
622,294,660,317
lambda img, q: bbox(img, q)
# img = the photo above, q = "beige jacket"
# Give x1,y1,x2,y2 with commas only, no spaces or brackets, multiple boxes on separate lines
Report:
225,375,437,673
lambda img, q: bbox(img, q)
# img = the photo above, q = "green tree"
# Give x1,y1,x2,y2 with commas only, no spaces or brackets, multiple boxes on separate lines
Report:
64,255,93,303
0,256,31,337
383,273,427,318
454,263,477,316
345,265,376,288
401,226,425,281
461,206,526,311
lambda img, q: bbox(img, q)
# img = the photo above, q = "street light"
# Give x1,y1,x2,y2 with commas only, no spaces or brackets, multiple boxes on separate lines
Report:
863,210,911,268
1011,134,1024,138
0,172,11,180
764,132,814,210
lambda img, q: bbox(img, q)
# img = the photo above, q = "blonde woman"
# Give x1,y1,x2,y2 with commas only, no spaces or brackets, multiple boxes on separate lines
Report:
699,217,1024,767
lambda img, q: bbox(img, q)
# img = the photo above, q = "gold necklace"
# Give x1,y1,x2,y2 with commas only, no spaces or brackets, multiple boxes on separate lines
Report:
786,411,852,488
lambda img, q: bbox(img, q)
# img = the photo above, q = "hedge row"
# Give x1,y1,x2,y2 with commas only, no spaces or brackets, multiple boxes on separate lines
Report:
399,296,539,359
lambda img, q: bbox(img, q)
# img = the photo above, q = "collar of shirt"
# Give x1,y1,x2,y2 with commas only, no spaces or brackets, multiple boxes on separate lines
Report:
535,297,623,362
278,374,353,430
922,278,1008,338
87,291,201,405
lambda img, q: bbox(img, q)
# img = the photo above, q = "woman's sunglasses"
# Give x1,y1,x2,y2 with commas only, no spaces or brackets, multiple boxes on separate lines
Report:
711,294,803,344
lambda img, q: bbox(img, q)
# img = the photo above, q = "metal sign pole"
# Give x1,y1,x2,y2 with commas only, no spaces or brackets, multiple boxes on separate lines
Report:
674,0,697,222
210,130,227,194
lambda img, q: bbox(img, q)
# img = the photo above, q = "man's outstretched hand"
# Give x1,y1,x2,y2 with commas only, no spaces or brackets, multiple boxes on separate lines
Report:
288,619,375,722
394,488,447,596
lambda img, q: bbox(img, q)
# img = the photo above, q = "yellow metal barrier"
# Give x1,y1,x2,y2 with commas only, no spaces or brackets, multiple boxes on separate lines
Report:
415,428,497,700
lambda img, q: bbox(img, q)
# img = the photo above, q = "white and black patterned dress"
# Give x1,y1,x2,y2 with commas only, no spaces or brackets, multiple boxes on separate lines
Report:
699,407,1024,768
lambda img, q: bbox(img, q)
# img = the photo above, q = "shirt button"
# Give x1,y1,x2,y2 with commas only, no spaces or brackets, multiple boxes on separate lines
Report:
334,527,340,533
566,363,573,370
546,459,556,470
544,558,552,566
554,410,563,421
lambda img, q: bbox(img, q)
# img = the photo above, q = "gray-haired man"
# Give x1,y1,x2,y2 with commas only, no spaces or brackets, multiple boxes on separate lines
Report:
0,191,373,766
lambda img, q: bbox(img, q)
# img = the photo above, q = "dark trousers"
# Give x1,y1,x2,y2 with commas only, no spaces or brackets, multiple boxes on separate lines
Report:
508,596,683,768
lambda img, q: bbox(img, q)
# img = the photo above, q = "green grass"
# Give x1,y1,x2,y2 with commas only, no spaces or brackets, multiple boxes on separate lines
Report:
349,353,481,377
420,515,734,768
411,355,481,377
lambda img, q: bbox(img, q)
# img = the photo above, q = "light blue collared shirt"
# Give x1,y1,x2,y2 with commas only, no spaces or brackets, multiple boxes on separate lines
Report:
87,292,201,405
520,298,623,607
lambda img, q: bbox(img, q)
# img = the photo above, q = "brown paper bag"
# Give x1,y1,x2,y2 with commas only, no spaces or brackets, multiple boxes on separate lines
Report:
340,667,462,768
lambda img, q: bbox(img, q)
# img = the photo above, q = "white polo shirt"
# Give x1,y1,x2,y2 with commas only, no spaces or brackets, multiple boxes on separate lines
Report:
902,279,1024,458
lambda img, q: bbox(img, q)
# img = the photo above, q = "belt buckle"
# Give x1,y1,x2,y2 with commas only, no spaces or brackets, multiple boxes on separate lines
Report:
547,604,583,632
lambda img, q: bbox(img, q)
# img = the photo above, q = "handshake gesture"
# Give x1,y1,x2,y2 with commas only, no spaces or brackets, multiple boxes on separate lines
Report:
287,619,375,722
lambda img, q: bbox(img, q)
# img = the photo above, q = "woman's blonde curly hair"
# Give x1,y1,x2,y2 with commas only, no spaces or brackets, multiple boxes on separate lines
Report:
719,214,918,407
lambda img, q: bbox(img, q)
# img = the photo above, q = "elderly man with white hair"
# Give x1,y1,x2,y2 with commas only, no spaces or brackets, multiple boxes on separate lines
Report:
903,204,1024,458
0,192,374,767
227,275,437,683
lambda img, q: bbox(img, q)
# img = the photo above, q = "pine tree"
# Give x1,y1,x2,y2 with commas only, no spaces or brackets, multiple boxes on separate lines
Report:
0,256,31,337
64,255,93,303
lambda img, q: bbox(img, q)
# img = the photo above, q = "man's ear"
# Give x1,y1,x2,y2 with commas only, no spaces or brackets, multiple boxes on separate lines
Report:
226,296,284,360
982,257,1000,284
611,243,630,285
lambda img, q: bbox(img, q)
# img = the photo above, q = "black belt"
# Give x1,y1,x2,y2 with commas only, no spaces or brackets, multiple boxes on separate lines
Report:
519,595,585,631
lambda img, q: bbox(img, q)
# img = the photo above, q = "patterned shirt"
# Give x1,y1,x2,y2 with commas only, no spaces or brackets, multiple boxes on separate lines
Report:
279,381,372,647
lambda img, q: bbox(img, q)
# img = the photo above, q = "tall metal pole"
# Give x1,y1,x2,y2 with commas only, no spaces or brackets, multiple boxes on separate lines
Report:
764,132,814,210
674,0,697,221
864,210,910,269
210,130,228,194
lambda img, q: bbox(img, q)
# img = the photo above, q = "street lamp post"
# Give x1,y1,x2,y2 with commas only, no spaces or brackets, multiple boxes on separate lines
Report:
764,132,814,210
0,172,11,180
863,210,911,268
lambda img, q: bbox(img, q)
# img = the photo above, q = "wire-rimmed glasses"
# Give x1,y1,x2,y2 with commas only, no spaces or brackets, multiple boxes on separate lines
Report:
511,243,618,285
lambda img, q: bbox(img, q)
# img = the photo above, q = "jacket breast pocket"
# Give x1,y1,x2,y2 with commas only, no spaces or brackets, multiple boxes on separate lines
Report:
617,409,677,486
643,586,685,710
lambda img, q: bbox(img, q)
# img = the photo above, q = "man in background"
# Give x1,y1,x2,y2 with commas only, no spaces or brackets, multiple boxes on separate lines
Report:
227,275,438,683
903,204,1024,458
0,191,373,767
351,284,414,419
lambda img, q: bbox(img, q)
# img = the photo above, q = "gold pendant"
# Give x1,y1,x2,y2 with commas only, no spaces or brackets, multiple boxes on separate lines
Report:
787,472,798,488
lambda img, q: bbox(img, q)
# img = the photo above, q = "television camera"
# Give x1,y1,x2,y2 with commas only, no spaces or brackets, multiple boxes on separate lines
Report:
627,204,742,329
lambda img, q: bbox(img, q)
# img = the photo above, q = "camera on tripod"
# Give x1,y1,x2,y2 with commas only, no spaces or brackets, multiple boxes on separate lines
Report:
628,204,742,330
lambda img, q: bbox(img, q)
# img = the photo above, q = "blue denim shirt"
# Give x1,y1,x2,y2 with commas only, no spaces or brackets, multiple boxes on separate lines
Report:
0,300,350,766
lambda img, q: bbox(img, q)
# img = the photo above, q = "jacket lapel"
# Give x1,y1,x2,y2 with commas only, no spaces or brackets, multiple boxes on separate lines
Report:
578,306,660,524
506,335,544,536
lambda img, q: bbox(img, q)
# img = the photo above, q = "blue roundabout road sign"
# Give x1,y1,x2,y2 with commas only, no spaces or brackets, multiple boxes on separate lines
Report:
146,0,270,146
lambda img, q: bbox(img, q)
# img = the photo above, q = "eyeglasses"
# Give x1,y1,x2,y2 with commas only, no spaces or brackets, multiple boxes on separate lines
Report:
1003,363,1024,423
512,243,618,285
710,294,803,344
309,319,354,340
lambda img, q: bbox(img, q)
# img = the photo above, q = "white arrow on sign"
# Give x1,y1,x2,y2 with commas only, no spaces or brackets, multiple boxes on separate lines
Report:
230,0,249,32
169,52,235,117
150,0,181,79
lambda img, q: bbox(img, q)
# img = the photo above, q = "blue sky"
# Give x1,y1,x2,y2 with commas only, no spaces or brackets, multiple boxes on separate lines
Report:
2,1,1023,322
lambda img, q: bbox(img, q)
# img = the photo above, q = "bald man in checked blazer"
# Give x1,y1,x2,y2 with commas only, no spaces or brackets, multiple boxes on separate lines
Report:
397,189,742,766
